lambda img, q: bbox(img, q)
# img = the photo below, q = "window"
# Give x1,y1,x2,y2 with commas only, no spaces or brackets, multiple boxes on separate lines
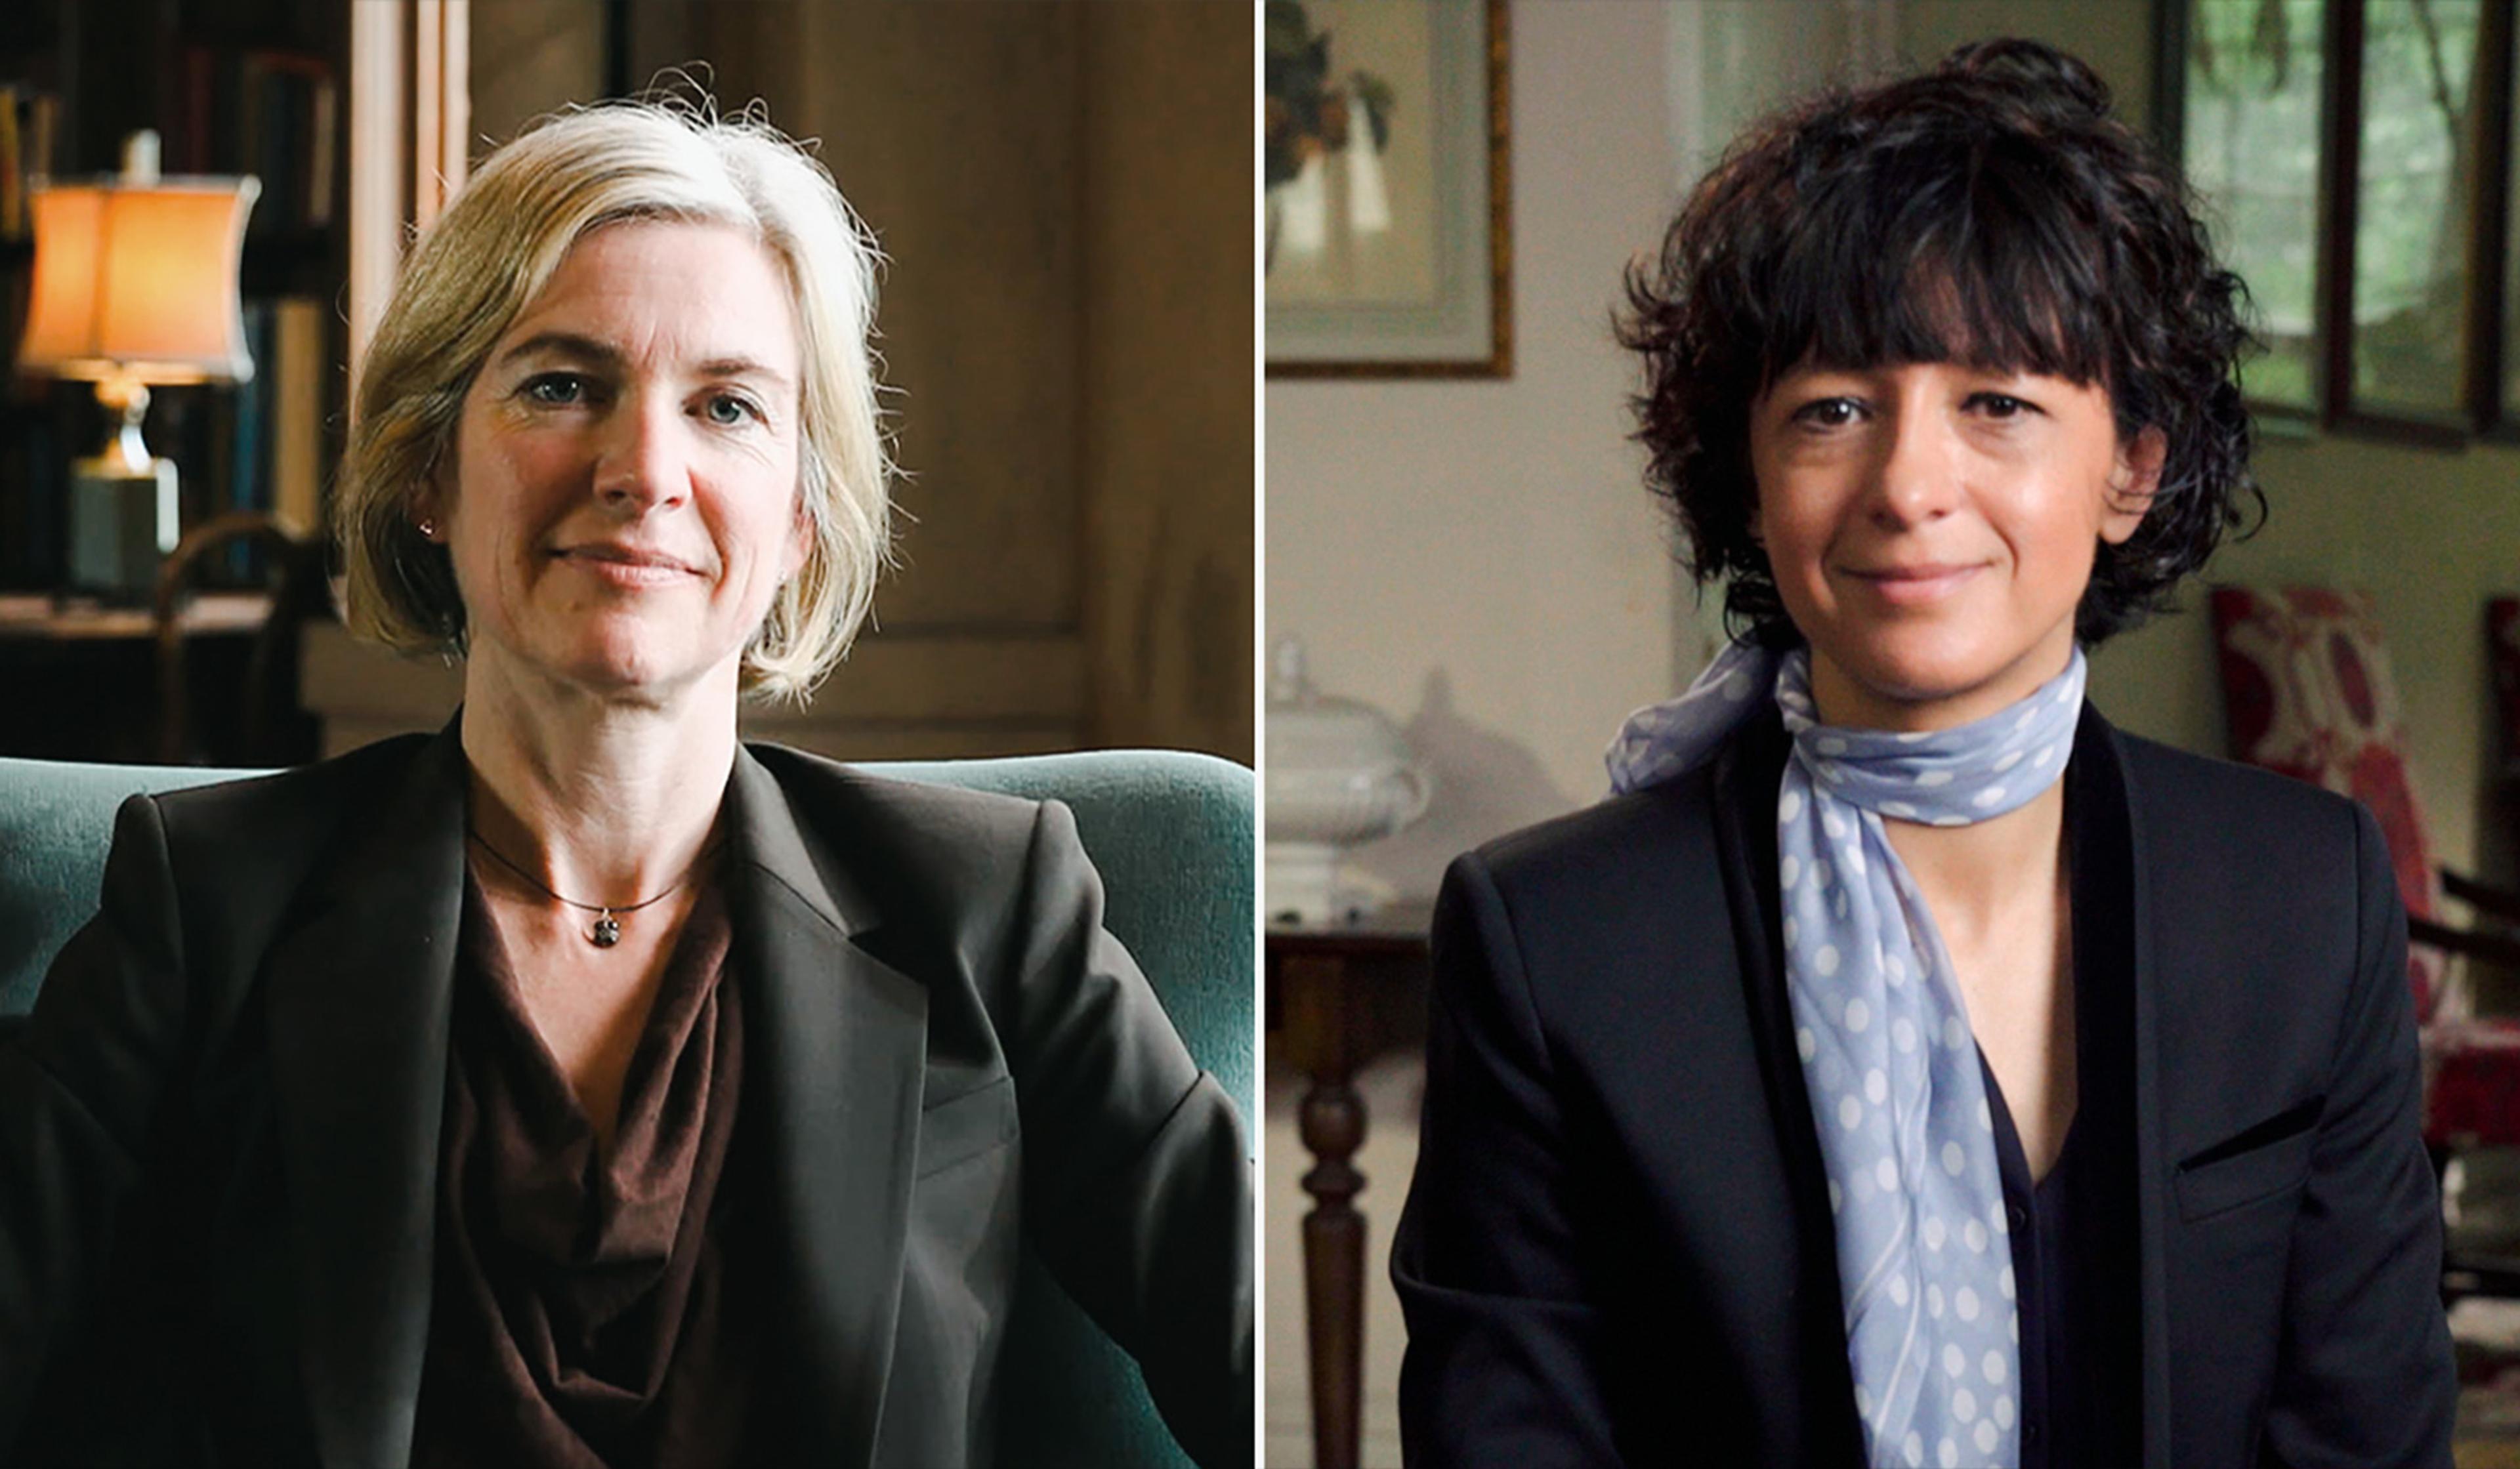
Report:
2168,0,2520,439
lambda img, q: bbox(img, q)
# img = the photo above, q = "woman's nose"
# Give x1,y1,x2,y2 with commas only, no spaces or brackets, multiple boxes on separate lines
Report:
593,394,690,513
1866,409,1962,528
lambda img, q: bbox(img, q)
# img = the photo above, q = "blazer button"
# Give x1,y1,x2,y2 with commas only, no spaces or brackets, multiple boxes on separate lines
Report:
2007,1204,2028,1230
2026,1422,2042,1443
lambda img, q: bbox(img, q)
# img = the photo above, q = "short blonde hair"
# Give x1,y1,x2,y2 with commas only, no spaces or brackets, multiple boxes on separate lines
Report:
336,98,891,701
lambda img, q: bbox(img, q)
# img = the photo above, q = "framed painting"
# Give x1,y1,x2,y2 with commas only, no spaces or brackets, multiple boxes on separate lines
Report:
1264,0,1511,378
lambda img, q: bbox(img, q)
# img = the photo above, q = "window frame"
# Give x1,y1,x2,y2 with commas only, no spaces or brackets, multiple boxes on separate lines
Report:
2164,0,2520,444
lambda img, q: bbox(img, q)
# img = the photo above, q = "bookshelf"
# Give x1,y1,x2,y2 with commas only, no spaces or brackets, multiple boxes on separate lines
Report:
0,0,372,766
0,0,348,596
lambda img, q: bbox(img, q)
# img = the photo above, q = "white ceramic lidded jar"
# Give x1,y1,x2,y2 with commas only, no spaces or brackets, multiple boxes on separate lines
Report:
1264,638,1432,924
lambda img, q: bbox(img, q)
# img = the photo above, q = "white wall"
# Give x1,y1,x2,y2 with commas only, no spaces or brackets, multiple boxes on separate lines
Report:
1265,10,1690,1460
1267,0,1687,901
1265,8,1784,1465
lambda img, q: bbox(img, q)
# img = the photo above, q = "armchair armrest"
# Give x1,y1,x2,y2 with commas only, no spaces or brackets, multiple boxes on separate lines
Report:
2408,915,2520,972
2441,868,2520,926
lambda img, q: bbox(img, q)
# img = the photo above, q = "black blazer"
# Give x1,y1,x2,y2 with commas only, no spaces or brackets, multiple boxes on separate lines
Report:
1392,704,2454,1467
0,726,1250,1468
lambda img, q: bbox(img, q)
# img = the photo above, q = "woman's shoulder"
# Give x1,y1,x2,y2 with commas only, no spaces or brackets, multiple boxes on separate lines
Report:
1477,776,1719,872
1451,765,1736,932
742,741,1046,842
142,732,442,861
2100,726,2392,948
737,741,1059,915
2107,726,2373,852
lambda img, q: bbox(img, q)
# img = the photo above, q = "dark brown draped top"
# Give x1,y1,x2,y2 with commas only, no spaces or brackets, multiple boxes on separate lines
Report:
411,869,754,1469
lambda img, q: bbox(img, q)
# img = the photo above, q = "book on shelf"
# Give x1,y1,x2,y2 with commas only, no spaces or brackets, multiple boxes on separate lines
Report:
175,44,336,232
0,89,17,239
198,295,326,580
0,85,58,241
229,301,272,524
269,297,326,537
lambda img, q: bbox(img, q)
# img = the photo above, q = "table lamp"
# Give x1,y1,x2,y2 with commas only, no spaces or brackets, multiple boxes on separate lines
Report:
16,131,258,601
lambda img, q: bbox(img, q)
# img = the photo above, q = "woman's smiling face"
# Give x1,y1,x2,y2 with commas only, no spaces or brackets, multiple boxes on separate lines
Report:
1748,360,2164,732
425,218,807,707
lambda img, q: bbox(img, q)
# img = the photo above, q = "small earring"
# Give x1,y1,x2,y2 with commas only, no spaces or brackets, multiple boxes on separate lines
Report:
417,518,437,539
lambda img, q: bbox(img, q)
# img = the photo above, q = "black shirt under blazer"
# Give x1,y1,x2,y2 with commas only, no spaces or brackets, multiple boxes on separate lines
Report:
1392,703,2455,1467
0,726,1251,1468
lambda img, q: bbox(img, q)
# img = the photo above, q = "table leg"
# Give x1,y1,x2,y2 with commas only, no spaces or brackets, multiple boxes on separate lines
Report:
1284,951,1368,1469
1301,1073,1366,1469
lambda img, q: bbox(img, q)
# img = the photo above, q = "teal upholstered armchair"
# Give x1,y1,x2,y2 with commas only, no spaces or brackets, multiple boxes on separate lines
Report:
0,749,1253,1469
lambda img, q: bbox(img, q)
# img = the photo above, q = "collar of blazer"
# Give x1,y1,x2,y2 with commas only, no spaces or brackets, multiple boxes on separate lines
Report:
1704,699,2173,1465
260,716,927,1469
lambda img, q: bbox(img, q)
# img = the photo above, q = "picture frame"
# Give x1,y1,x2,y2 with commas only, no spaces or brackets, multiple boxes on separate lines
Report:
1264,0,1511,379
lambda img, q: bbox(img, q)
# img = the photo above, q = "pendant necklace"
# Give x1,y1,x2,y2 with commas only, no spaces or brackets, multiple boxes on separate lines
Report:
465,827,711,947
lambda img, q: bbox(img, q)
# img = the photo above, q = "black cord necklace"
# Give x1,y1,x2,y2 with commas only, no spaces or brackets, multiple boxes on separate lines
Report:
465,826,709,947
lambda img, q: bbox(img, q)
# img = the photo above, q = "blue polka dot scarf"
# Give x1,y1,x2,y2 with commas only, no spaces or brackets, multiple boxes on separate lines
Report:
1607,639,2086,1469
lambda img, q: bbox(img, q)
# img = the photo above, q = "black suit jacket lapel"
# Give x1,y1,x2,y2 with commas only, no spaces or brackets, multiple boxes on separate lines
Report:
1708,711,1866,1457
262,724,467,1469
2080,713,2175,1468
722,747,927,1469
1727,703,2182,1468
1707,704,2181,1459
258,734,932,1468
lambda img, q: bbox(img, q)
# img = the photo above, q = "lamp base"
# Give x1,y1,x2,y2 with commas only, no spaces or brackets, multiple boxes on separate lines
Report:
65,452,179,604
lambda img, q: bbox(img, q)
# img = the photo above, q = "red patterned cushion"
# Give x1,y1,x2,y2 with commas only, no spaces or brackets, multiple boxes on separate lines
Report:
2211,586,2444,1018
2423,1022,2520,1148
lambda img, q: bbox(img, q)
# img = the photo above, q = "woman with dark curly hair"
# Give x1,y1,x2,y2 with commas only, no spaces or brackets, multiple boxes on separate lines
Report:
1391,38,2454,1469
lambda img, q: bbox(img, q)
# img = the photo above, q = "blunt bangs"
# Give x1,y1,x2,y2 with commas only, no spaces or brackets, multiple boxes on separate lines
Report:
1754,137,2114,403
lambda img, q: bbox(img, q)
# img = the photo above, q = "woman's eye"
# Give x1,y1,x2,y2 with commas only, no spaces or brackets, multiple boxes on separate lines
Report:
521,373,588,407
1971,392,2034,419
702,393,763,427
1793,397,1864,428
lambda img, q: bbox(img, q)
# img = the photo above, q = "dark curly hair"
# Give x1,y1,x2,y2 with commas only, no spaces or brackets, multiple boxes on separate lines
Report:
1618,37,2263,649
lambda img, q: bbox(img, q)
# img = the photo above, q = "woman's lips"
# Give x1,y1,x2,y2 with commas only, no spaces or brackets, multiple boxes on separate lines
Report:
1841,563,1984,606
553,545,700,587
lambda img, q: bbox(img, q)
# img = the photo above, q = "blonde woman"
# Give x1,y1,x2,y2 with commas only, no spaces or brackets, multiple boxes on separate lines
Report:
0,102,1248,1469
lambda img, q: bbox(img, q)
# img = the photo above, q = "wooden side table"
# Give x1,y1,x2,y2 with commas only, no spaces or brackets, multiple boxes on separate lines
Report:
1266,908,1432,1469
0,592,278,762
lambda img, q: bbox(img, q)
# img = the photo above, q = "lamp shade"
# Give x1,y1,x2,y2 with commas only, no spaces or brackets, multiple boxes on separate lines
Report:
18,175,260,384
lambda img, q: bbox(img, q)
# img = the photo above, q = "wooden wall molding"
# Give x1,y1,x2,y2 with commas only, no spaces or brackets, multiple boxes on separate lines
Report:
346,0,470,390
